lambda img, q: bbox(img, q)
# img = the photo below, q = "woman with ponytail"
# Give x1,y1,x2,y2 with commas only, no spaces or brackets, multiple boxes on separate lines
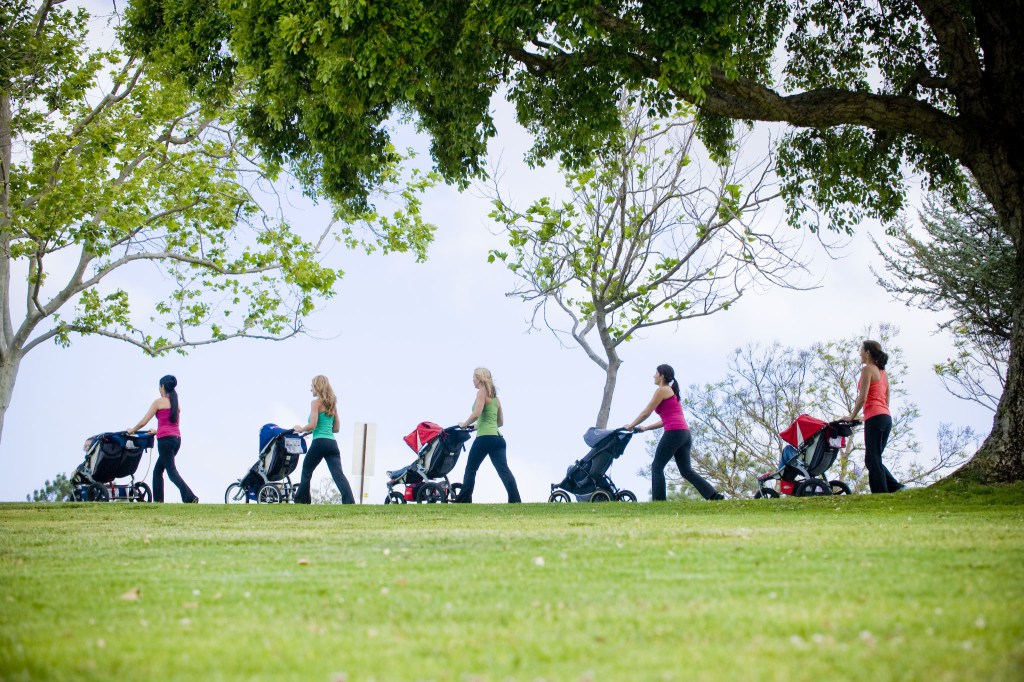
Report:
625,364,723,501
454,367,521,503
292,375,355,504
128,375,198,503
847,340,904,493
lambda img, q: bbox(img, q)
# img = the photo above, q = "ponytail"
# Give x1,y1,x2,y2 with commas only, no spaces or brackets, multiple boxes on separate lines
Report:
159,375,179,423
656,364,681,401
474,367,497,398
862,341,889,370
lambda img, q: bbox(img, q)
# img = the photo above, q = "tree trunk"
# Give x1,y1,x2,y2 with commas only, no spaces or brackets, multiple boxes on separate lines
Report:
595,357,621,429
948,236,1024,483
0,349,22,446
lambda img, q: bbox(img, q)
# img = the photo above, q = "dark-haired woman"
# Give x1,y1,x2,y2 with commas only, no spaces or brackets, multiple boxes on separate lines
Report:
128,375,198,503
847,340,904,493
625,364,723,501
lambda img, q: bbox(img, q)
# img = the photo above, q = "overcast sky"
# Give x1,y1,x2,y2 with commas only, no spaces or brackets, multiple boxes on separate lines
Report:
0,1,997,503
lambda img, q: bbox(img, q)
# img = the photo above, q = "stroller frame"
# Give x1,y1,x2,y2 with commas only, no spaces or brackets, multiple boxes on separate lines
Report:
549,427,638,503
385,425,472,504
755,418,859,498
69,431,156,502
225,426,307,504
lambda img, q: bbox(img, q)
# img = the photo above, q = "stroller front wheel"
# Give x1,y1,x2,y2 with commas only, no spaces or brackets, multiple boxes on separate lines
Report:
224,482,249,504
754,487,779,499
548,490,571,503
384,491,406,504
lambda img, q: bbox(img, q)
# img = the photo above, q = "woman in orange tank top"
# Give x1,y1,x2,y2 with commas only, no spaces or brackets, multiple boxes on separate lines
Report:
847,341,904,493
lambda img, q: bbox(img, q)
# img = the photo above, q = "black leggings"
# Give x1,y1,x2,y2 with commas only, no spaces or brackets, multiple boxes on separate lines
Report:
456,435,521,503
651,429,718,500
294,438,355,504
864,414,902,493
154,437,197,503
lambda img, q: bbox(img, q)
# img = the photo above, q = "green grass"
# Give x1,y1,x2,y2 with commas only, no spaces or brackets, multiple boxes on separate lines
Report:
1,486,1023,682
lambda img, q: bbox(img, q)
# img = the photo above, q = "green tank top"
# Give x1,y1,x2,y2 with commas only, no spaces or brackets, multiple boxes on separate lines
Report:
476,397,500,436
310,412,335,440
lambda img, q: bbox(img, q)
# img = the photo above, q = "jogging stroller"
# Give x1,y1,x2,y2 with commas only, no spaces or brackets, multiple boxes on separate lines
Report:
549,428,638,502
384,422,472,504
68,431,156,502
754,415,859,498
224,424,307,504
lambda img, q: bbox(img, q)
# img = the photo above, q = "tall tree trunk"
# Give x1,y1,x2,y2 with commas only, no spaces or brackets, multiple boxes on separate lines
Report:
949,236,1024,483
595,357,621,429
0,349,21,446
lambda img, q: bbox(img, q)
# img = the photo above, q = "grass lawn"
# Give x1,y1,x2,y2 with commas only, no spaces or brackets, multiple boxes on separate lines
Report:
1,484,1023,682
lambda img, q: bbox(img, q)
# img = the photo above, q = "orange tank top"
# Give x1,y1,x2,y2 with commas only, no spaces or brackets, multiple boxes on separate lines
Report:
862,370,890,420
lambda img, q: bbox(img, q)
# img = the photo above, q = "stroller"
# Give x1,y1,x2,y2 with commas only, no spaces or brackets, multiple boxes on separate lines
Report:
69,431,156,502
224,424,307,504
548,428,638,502
754,415,858,498
384,422,472,504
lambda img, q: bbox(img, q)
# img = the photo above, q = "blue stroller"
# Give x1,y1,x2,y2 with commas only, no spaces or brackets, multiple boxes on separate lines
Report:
224,424,307,504
548,428,638,502
69,432,155,502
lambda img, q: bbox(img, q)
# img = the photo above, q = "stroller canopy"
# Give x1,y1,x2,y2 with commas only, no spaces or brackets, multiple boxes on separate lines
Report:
780,414,827,448
259,424,292,452
403,422,444,452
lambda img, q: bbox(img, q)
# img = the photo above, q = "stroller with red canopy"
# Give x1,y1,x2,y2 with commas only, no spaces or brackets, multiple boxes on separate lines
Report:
384,422,472,503
754,415,859,498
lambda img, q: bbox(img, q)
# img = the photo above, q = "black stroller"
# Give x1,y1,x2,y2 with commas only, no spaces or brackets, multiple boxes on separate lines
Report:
69,432,156,502
224,424,307,504
385,423,473,503
754,415,859,498
549,428,638,502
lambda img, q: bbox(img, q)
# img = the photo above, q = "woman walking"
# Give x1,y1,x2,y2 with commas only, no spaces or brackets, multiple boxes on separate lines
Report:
293,375,355,504
847,340,904,493
127,375,198,503
625,364,723,501
455,368,521,503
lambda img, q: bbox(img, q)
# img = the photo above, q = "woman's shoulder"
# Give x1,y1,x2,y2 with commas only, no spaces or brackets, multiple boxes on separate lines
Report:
153,397,170,410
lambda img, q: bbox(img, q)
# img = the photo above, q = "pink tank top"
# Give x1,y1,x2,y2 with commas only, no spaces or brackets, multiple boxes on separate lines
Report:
862,371,890,420
156,408,181,438
654,396,688,431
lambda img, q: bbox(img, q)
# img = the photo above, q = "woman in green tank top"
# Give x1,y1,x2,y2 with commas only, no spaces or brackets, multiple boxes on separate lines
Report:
292,375,355,504
454,367,521,503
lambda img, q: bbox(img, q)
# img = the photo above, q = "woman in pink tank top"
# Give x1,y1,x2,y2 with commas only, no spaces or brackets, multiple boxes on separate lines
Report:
847,341,903,493
127,375,198,503
625,364,723,501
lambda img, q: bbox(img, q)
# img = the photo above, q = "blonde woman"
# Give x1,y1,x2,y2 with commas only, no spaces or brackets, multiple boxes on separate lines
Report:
455,368,521,503
292,375,354,504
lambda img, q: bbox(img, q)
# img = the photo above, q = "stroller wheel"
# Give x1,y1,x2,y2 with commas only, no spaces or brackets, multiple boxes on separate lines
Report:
88,483,109,502
615,490,638,503
754,487,779,499
416,482,444,504
385,492,406,504
589,490,612,503
794,479,831,497
132,482,153,503
829,480,852,495
548,490,571,503
448,483,463,503
224,482,250,504
257,484,282,504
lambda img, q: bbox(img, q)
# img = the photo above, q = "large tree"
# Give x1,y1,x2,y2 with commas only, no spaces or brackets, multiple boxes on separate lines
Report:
489,102,803,428
0,1,434,441
122,0,1024,482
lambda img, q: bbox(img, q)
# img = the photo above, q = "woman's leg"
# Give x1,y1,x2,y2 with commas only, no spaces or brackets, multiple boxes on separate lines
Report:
152,445,167,503
156,437,197,502
294,440,326,504
863,415,895,493
455,438,488,503
485,436,521,503
651,430,684,501
321,442,356,504
672,430,718,500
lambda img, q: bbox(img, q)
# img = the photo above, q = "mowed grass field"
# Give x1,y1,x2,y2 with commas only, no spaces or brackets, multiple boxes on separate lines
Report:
1,485,1023,682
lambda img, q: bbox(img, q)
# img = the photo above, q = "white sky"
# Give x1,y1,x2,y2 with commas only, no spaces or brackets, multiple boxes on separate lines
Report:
0,1,997,502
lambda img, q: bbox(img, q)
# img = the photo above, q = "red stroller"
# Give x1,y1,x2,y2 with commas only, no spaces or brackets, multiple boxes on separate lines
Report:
754,415,859,498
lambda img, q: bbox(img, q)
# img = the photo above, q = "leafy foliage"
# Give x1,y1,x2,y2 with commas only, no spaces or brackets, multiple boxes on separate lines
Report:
26,472,73,502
